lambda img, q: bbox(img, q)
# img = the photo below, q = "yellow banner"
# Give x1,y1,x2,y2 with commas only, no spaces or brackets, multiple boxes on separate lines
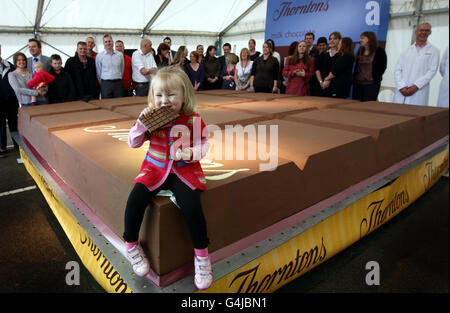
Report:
201,148,449,293
20,148,132,293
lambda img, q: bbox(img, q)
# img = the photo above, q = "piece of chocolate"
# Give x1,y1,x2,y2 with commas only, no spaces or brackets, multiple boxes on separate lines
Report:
138,106,180,133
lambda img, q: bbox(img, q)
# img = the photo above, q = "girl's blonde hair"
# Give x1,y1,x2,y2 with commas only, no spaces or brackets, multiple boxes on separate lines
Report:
147,67,198,116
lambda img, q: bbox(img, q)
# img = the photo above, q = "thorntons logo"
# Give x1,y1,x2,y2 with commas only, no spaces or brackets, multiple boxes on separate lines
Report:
423,158,449,191
272,1,329,21
80,232,129,293
229,237,327,293
360,189,410,238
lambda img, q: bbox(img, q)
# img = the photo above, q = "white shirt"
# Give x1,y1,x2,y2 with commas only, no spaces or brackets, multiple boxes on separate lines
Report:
95,50,124,81
393,41,440,106
437,46,449,108
235,60,253,90
132,49,157,83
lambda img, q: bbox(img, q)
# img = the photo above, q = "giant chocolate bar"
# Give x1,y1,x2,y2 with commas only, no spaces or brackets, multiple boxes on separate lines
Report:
17,96,449,279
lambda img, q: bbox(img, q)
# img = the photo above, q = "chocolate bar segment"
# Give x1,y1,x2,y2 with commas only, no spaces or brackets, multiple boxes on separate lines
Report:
138,106,180,133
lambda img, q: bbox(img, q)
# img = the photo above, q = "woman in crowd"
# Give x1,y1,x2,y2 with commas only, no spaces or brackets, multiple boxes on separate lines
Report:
155,43,170,68
221,53,238,90
196,45,204,63
322,37,355,99
249,41,279,93
283,41,315,96
186,51,205,91
314,32,341,97
280,41,298,94
234,48,253,91
8,52,44,107
172,46,189,72
352,31,387,101
248,39,261,61
266,39,281,64
202,45,221,90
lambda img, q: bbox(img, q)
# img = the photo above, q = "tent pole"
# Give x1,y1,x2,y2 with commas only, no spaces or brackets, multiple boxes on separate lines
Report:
34,0,45,40
40,39,71,58
218,0,264,38
142,0,171,36
411,0,424,44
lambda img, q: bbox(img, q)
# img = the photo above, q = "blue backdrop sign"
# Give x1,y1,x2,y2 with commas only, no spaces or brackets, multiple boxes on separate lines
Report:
265,0,391,46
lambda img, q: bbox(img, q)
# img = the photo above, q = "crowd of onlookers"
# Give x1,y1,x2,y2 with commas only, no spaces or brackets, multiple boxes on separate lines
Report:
0,22,448,158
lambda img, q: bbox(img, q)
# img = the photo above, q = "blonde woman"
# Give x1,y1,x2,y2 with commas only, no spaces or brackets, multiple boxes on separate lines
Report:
221,53,238,90
172,46,189,69
234,48,253,91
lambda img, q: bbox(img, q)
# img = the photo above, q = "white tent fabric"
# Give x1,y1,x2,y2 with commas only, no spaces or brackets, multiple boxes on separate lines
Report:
1,0,448,105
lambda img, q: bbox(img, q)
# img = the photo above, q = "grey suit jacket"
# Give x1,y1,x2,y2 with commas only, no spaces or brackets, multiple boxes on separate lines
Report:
27,55,51,73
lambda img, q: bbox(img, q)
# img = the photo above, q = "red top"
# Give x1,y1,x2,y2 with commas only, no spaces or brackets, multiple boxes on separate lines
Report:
122,54,133,91
130,113,209,191
282,57,315,96
27,71,55,89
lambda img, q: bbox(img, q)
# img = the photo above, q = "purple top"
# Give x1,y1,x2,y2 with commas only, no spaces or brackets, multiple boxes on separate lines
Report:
186,63,205,89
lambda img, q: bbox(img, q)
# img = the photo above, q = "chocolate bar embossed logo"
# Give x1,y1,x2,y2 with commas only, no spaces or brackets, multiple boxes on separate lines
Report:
229,237,327,293
84,122,279,176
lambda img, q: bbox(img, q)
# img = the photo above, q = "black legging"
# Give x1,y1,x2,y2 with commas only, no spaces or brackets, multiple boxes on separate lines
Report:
123,174,209,249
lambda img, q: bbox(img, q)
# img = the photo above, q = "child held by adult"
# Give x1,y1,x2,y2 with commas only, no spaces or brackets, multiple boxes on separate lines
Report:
27,61,54,105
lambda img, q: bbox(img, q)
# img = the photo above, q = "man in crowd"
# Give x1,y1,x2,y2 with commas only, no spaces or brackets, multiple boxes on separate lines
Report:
115,40,133,96
27,38,51,104
86,36,97,59
65,41,99,101
95,34,124,99
163,36,176,63
305,32,319,58
27,38,51,73
219,43,234,71
393,22,440,106
131,38,158,97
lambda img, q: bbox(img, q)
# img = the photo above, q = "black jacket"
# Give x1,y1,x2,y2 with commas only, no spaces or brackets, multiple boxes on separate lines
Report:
0,60,19,113
47,67,76,104
353,47,387,85
64,54,99,100
330,53,355,99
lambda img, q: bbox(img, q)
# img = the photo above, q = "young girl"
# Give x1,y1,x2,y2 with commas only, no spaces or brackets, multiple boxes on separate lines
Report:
124,67,212,290
282,41,314,96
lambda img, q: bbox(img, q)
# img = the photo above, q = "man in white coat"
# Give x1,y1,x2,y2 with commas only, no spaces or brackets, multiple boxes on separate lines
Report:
393,23,440,106
437,46,449,108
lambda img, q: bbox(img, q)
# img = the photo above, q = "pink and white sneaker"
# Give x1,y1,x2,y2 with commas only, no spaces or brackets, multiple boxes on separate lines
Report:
194,255,213,290
126,244,150,277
